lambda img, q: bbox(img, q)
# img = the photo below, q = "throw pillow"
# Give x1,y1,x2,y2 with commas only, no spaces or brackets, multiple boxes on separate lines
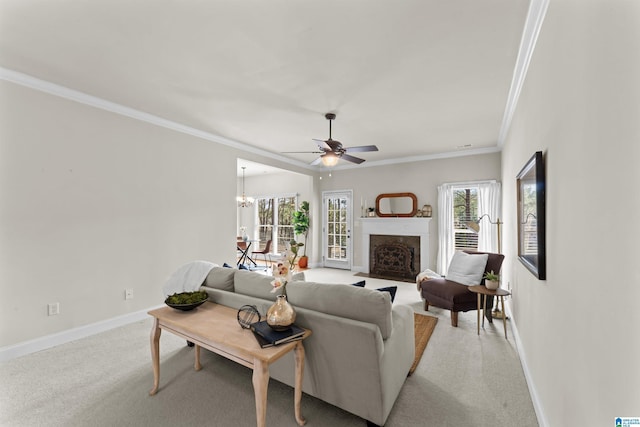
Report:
376,286,397,302
446,251,488,286
351,280,396,302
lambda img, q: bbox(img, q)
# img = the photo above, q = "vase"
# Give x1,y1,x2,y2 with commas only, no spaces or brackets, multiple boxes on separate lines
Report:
297,256,308,269
266,294,296,331
485,280,500,290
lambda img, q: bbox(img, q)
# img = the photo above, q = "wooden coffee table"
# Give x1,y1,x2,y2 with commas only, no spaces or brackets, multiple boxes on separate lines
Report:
148,302,311,427
468,285,511,339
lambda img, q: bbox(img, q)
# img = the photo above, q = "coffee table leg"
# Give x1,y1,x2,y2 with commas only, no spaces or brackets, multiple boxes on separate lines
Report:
500,296,508,339
252,359,269,427
294,341,307,426
476,294,481,335
149,318,161,395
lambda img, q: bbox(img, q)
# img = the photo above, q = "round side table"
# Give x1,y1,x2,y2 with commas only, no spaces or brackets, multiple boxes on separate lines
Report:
468,285,511,339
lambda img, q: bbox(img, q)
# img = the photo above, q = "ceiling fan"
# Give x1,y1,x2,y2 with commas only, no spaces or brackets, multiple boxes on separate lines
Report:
284,113,379,167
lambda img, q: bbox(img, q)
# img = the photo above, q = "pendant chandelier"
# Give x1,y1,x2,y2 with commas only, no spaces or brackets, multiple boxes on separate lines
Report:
237,166,254,208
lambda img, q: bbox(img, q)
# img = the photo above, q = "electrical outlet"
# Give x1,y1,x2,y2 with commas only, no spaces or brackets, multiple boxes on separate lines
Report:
48,303,60,316
125,289,134,300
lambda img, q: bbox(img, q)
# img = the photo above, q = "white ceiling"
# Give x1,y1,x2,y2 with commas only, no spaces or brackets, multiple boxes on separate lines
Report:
0,0,530,173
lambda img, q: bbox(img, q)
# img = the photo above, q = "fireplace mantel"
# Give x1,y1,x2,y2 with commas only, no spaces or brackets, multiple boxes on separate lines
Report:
357,217,431,274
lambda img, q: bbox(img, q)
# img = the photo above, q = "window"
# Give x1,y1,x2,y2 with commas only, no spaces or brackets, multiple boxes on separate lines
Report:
437,180,501,274
453,187,478,250
256,195,296,254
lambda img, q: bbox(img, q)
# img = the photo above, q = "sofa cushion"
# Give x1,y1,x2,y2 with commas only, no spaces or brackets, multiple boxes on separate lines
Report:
446,251,488,286
233,270,279,301
291,271,306,281
202,267,236,292
286,281,393,339
421,278,477,311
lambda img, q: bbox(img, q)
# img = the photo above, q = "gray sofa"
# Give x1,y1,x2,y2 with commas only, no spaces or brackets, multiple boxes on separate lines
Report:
200,267,415,426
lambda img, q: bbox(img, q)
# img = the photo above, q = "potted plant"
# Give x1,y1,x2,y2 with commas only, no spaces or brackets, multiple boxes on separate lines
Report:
483,271,500,290
292,201,310,268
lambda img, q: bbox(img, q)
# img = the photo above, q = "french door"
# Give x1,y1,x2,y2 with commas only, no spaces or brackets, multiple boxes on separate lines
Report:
322,191,353,270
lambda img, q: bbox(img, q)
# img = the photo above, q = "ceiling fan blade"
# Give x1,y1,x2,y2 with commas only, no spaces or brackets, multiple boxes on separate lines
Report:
341,154,366,164
310,157,323,166
282,151,324,154
313,138,331,151
344,145,379,153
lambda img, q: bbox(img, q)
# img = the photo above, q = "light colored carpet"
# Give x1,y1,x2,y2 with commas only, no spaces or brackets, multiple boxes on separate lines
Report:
0,268,539,426
410,313,438,375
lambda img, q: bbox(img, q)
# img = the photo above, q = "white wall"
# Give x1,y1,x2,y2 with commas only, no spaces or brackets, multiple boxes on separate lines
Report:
501,1,640,425
318,153,502,269
0,79,317,349
0,81,244,347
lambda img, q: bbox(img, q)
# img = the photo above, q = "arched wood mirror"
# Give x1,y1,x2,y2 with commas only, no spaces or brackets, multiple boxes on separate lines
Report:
375,193,418,217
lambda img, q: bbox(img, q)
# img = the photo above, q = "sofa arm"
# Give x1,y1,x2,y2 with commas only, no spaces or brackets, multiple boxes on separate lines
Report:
377,305,415,424
382,305,415,375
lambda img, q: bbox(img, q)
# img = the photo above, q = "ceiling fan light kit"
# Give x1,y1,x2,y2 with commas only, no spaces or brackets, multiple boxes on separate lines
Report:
321,151,340,167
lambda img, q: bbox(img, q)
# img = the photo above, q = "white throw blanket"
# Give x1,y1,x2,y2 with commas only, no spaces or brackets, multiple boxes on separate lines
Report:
163,260,218,297
415,269,443,291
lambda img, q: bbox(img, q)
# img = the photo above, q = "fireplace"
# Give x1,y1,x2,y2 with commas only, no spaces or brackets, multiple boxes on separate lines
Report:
358,217,431,279
369,234,420,281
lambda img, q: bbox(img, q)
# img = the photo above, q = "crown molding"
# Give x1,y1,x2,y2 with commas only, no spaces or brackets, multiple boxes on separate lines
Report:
0,67,312,170
2,66,507,171
318,145,502,172
497,0,550,146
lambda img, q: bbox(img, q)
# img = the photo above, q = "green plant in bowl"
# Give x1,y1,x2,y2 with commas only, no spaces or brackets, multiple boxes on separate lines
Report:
483,271,500,281
483,271,500,290
165,291,208,311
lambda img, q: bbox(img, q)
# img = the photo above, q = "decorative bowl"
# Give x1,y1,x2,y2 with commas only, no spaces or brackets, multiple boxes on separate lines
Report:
165,299,207,311
164,291,208,311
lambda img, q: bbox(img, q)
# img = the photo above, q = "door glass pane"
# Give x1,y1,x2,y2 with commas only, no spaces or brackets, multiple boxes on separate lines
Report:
326,196,348,261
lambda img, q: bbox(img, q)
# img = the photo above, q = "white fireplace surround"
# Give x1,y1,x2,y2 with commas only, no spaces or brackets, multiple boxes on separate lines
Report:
357,217,431,274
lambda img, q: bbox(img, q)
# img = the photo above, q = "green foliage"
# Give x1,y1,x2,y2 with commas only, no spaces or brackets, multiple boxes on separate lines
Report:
165,291,208,305
289,239,304,255
292,201,310,256
453,188,478,225
483,270,500,281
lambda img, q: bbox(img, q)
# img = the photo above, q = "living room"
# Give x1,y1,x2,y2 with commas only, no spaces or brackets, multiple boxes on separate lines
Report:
1,1,638,426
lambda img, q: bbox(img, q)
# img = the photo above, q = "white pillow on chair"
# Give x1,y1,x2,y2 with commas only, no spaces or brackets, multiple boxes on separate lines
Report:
446,251,488,286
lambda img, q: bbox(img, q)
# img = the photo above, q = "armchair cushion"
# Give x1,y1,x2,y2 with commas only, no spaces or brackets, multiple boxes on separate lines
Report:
445,251,488,286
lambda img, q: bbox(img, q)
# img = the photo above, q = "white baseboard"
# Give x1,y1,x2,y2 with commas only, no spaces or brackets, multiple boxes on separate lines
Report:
508,304,549,427
0,305,163,363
